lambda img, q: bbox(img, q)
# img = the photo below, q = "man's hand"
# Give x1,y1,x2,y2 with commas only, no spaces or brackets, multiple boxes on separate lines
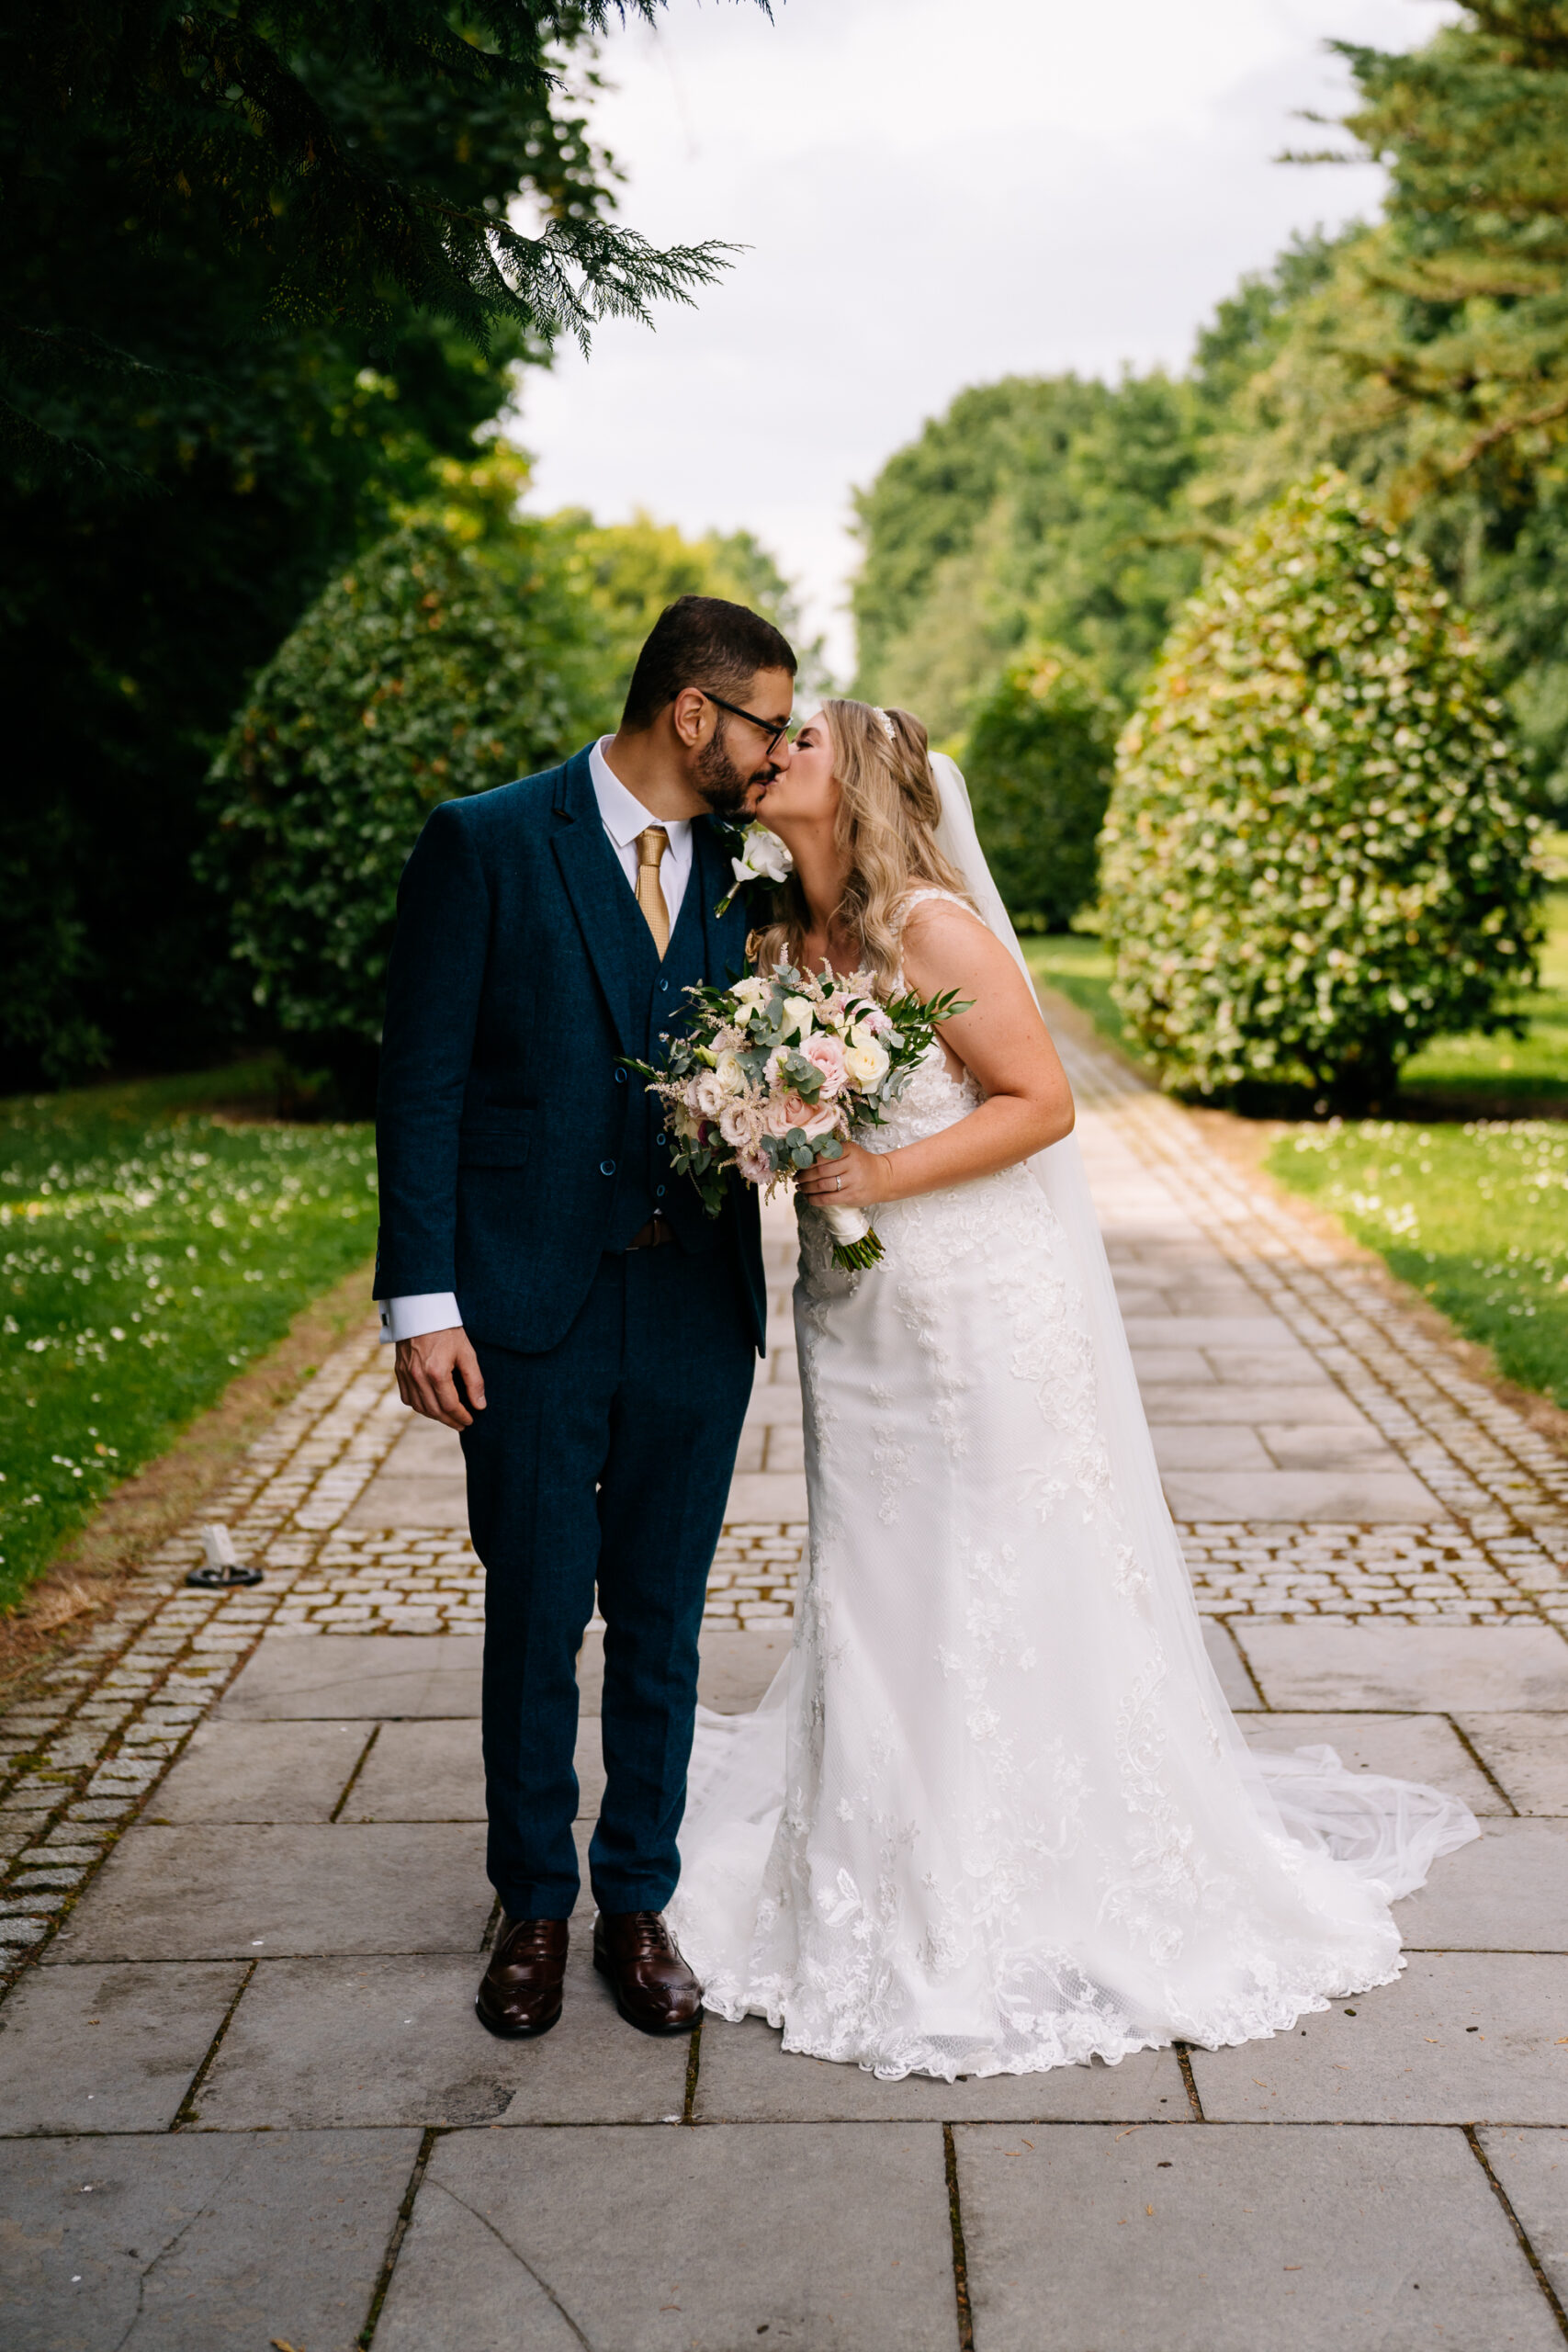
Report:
395,1327,487,1430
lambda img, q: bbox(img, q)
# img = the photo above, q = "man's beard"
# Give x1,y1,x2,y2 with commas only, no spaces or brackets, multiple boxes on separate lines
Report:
694,718,775,818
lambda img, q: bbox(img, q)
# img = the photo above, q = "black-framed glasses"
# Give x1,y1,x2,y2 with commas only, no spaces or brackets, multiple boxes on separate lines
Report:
698,689,794,760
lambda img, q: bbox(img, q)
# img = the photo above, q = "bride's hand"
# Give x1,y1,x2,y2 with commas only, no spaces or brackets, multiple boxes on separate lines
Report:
797,1141,894,1211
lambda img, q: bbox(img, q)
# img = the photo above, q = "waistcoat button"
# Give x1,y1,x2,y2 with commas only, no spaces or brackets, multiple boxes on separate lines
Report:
600,1159,615,1177
614,1068,627,1085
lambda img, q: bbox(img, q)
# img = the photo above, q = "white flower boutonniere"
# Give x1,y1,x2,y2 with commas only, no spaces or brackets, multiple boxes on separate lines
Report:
716,821,794,918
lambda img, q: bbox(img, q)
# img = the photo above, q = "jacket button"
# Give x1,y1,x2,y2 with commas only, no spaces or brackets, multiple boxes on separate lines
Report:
614,1068,627,1085
600,1159,616,1177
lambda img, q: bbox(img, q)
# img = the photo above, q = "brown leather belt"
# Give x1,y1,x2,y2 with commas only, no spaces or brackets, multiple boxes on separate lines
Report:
624,1215,674,1252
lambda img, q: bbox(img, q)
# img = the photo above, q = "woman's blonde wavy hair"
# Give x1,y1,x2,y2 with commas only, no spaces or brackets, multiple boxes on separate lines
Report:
750,699,976,985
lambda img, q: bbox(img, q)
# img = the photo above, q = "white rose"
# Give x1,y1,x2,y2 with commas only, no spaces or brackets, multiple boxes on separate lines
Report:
714,1049,748,1096
842,1038,891,1091
740,824,793,884
782,995,815,1041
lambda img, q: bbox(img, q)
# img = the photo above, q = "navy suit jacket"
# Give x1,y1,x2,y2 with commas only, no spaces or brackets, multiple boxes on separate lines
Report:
373,746,766,1357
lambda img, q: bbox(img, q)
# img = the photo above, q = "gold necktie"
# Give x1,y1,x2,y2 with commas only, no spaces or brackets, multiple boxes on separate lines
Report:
635,825,671,957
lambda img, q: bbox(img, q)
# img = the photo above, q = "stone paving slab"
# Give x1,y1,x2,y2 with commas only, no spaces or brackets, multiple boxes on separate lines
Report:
1188,1952,1568,2122
150,1719,370,1823
1459,1713,1568,1814
1238,1712,1506,1815
373,2123,959,2352
54,1823,491,1961
1202,1620,1265,1708
1234,1623,1568,1710
0,1960,245,2133
194,1945,690,2130
1165,1468,1446,1523
1396,1819,1568,1951
694,2013,1191,2123
953,2122,1561,2352
218,1632,485,1719
1142,1383,1377,1427
1480,2129,1568,2312
0,2128,417,2352
346,1716,486,1820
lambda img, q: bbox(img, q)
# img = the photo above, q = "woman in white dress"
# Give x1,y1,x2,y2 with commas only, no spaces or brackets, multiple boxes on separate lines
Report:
667,698,1476,2085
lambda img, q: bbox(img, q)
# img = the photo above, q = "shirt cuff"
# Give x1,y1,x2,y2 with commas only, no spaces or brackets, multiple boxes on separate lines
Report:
378,1292,463,1344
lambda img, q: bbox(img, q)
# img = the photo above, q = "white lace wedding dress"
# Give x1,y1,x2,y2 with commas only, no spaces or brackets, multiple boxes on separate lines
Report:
667,852,1477,2083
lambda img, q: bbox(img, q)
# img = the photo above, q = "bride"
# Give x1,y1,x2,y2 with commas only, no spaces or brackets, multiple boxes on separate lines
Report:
666,695,1478,2085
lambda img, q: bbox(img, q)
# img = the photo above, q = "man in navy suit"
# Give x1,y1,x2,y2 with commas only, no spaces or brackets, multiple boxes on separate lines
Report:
374,596,795,2039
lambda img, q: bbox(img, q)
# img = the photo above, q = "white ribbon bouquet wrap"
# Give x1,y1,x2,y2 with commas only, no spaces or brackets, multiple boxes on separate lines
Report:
624,955,967,1271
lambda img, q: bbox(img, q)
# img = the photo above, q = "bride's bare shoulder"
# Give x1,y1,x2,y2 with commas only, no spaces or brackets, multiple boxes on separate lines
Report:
897,888,1020,993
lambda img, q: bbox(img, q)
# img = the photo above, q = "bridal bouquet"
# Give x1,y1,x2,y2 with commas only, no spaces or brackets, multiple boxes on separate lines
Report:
625,963,966,1270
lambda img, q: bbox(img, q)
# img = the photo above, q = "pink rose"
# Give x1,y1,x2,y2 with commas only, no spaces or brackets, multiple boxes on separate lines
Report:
798,1034,848,1099
735,1145,772,1185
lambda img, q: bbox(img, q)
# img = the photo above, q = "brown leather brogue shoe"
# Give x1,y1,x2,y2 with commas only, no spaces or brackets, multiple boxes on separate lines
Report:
475,1915,568,2040
592,1909,703,2036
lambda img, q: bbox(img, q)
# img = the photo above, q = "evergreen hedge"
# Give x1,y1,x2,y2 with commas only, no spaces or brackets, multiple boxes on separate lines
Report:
204,512,595,1108
1100,474,1542,1104
963,649,1118,931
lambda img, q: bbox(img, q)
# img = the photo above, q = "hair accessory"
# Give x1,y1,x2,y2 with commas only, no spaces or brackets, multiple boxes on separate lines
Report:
874,707,897,744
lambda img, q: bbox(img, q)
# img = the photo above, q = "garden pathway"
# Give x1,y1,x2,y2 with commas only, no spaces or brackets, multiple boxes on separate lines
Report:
4,1013,1568,2349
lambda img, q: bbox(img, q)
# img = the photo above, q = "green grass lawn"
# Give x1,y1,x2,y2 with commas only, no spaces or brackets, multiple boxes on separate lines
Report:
1023,931,1134,1057
1395,879,1568,1110
1267,1119,1568,1408
0,1064,377,1611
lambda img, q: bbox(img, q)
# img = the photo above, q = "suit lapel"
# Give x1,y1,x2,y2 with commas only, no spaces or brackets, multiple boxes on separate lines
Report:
550,748,647,1055
694,820,750,987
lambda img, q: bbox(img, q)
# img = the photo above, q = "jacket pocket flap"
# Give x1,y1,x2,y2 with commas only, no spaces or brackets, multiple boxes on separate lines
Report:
458,1111,537,1167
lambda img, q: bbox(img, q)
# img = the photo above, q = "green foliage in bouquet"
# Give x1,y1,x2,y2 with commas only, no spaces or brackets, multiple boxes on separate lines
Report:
964,649,1119,931
1100,473,1543,1105
204,501,596,1107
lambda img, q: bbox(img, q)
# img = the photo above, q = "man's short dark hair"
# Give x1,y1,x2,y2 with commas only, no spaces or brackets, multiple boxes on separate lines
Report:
621,594,796,731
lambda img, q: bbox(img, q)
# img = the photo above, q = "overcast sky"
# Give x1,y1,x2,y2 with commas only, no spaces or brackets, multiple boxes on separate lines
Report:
513,0,1446,677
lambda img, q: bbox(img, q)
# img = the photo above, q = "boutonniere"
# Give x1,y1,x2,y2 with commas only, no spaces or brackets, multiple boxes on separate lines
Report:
714,820,794,919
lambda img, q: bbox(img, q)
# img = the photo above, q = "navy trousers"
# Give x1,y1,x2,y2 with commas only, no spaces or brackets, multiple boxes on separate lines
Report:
461,1241,755,1920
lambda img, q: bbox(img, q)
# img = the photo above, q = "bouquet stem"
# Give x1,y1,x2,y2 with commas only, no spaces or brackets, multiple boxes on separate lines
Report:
819,1200,884,1271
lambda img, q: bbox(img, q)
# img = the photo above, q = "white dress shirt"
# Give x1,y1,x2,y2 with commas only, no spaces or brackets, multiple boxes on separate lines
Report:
378,739,691,1342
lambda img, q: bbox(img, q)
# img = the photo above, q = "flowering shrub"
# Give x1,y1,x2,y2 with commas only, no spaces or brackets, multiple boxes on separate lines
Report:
0,1102,377,1606
204,515,594,1107
963,648,1119,931
1100,474,1543,1103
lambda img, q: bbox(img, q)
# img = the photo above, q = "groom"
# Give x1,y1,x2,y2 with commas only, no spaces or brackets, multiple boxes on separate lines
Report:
374,595,795,2038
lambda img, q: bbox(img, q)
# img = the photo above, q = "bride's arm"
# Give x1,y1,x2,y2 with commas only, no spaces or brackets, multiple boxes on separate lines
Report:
796,899,1075,1212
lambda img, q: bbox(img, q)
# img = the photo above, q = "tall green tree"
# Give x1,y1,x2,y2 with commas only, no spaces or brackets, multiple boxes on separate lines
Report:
1201,6,1568,807
2,4,751,476
851,373,1204,737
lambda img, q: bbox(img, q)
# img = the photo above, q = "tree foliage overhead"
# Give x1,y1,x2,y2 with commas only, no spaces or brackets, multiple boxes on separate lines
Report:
963,650,1118,933
2,1,768,475
1,0,773,1089
1100,475,1542,1105
1295,2,1568,502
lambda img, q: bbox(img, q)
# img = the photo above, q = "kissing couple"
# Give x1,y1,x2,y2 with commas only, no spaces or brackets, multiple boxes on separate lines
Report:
375,594,1475,2082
